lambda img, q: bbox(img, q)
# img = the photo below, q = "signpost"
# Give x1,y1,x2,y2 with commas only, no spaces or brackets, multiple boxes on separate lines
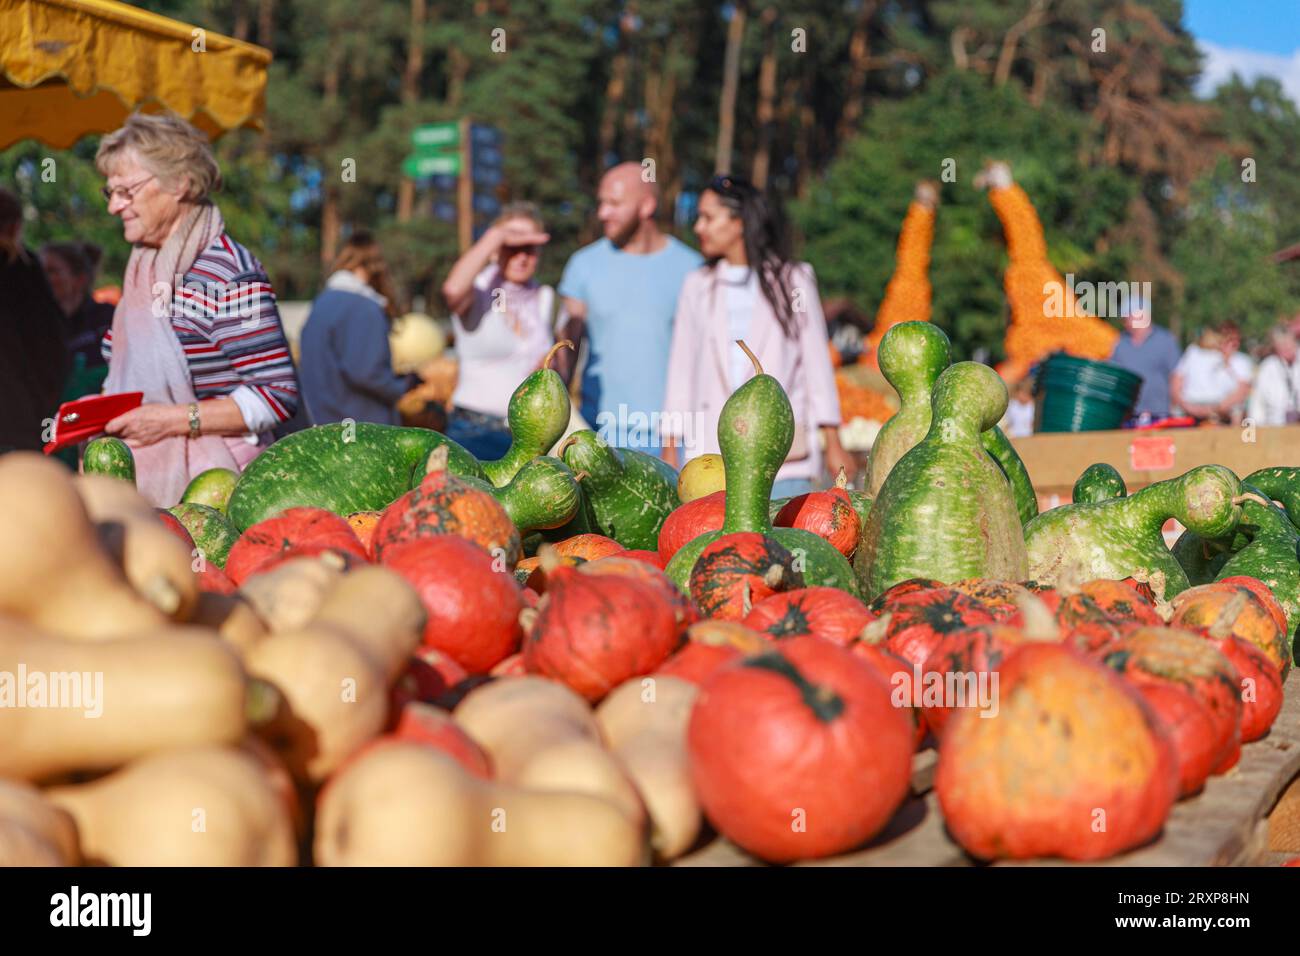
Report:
401,119,505,253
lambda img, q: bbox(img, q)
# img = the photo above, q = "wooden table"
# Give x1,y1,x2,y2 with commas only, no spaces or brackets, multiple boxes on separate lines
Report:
1008,424,1300,510
675,670,1300,867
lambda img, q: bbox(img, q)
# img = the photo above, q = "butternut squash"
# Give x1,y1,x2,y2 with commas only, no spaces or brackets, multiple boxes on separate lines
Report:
237,554,347,633
46,745,296,866
0,779,80,866
244,566,425,782
189,591,269,655
0,453,167,639
595,675,702,860
0,616,248,781
75,473,200,622
454,676,645,826
315,742,646,866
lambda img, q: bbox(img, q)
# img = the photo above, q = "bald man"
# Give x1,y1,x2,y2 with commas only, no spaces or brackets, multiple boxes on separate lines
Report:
558,162,702,454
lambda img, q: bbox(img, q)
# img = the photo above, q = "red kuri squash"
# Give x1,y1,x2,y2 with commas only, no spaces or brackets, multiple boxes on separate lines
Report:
689,532,803,621
743,587,876,646
225,507,367,585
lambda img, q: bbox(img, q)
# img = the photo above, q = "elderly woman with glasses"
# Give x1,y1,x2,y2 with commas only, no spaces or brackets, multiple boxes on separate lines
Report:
662,173,850,497
95,112,299,506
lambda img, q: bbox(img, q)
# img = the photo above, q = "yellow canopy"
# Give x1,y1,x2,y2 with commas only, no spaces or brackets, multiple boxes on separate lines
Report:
0,0,270,150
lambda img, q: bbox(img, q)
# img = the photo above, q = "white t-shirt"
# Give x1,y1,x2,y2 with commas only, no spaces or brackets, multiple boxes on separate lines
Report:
451,266,560,418
1246,354,1300,426
719,263,756,389
1003,398,1035,438
1174,344,1254,409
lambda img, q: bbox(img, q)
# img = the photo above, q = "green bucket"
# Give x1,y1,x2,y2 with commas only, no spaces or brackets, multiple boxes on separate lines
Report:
1036,353,1140,433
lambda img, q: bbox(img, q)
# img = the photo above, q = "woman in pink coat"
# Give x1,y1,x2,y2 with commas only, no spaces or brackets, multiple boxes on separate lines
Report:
662,174,849,497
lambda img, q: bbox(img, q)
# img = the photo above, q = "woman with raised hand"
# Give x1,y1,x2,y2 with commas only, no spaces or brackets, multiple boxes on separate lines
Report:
662,173,849,496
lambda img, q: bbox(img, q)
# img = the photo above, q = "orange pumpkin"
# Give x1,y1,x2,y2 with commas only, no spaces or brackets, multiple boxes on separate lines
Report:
936,643,1178,861
549,533,624,562
688,635,913,862
657,491,726,563
743,586,876,646
372,469,521,569
225,507,367,585
1170,583,1291,679
949,579,1035,622
772,472,860,558
346,510,383,557
1098,626,1242,797
689,532,803,621
658,620,771,685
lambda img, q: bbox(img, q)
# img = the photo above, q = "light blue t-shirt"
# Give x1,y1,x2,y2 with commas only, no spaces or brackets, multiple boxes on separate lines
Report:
559,236,702,452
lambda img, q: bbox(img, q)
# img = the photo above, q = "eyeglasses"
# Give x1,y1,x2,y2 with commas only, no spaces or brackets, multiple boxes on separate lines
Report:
100,175,155,205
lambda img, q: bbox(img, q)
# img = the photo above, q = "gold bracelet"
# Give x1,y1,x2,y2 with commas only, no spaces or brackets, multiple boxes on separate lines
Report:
188,402,201,438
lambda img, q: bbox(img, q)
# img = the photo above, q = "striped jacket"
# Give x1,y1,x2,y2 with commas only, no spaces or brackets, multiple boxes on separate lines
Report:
103,233,299,428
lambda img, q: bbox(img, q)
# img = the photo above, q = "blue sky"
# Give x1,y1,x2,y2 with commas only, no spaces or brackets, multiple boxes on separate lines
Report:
1185,0,1300,102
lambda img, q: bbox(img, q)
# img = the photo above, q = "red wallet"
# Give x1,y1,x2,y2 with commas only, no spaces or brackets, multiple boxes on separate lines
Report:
42,392,144,454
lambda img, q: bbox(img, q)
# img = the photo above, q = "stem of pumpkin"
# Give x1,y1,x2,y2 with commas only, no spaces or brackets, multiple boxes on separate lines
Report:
543,340,574,371
1207,591,1248,640
858,612,891,645
736,339,764,377
1014,593,1059,641
537,543,561,574
245,678,282,727
425,444,451,475
559,435,578,456
835,467,848,491
743,651,845,722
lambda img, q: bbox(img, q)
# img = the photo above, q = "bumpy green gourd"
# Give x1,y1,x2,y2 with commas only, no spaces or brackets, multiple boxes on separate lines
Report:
167,502,239,568
664,342,859,595
1244,468,1300,528
1170,527,1237,586
863,321,1037,524
83,436,135,484
226,422,485,531
559,431,679,550
856,362,1028,599
1214,485,1300,639
1023,465,1243,600
1072,463,1127,504
464,456,581,536
481,341,574,488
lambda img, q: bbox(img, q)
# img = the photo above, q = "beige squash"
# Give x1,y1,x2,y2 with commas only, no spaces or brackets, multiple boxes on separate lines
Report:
454,676,645,826
243,565,424,782
188,591,269,655
237,554,347,633
315,743,646,866
0,617,248,781
0,779,80,866
596,675,702,860
0,453,168,638
46,746,296,866
75,473,200,622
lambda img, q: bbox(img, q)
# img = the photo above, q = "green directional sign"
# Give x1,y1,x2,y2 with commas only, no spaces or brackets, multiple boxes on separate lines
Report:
412,122,460,149
403,154,461,178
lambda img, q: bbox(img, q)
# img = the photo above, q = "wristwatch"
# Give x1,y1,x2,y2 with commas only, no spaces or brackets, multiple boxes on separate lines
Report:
188,402,201,438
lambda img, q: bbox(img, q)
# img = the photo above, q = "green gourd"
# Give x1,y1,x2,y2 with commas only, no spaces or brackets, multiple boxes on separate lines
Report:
181,467,239,515
167,503,239,569
863,321,1037,524
226,423,485,531
463,456,582,537
663,343,859,595
1023,465,1243,600
558,431,679,550
1244,468,1300,528
481,341,574,488
83,437,135,484
1214,485,1300,639
855,362,1028,599
1072,463,1127,504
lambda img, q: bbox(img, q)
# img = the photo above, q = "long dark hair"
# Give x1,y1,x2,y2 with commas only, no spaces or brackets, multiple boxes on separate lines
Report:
704,173,798,339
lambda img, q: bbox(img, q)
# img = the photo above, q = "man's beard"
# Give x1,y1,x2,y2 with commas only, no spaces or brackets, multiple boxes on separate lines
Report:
604,216,640,248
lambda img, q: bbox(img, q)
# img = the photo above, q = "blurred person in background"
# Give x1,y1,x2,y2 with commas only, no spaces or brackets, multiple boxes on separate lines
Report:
1170,322,1254,425
1246,324,1299,426
300,231,422,428
1107,294,1181,422
40,240,115,396
96,112,299,505
662,173,848,497
1003,377,1036,438
440,202,559,460
558,162,702,453
0,187,69,453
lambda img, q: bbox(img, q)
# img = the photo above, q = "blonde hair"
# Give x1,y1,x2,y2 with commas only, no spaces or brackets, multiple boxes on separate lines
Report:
96,112,222,203
494,201,544,232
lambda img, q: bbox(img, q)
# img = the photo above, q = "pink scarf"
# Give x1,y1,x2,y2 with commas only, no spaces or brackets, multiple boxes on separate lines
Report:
102,203,260,506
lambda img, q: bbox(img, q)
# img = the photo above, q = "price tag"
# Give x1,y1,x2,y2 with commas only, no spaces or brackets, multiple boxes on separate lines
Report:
1129,436,1175,472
